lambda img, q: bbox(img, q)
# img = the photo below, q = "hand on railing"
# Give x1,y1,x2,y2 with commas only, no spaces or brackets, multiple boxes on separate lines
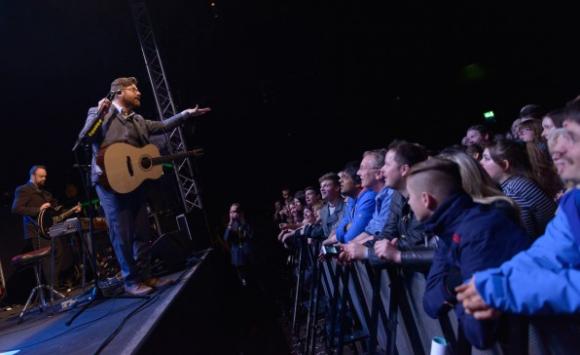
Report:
374,238,401,263
340,242,368,262
456,277,501,320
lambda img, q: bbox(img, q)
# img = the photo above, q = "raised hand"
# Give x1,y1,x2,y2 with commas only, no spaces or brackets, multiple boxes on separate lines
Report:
181,105,211,118
98,98,112,113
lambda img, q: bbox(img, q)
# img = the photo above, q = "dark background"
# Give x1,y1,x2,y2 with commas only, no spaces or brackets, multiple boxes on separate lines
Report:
0,1,578,247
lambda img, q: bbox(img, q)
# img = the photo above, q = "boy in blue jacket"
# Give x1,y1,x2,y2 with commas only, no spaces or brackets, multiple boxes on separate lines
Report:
406,158,529,350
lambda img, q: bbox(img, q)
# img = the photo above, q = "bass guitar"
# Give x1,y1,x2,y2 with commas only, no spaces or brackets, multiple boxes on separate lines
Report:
38,203,82,239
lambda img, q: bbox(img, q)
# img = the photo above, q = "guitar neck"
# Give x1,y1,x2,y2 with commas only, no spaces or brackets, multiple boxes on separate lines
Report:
151,151,195,165
54,206,78,223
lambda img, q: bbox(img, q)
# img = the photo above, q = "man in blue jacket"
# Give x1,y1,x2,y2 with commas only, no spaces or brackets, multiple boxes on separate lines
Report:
323,161,376,245
407,158,529,350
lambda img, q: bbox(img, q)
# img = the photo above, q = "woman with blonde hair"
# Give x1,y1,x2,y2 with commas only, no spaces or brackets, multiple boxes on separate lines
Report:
438,148,520,223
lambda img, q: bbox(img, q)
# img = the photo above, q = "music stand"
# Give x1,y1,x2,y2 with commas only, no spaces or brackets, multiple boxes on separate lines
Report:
66,101,146,327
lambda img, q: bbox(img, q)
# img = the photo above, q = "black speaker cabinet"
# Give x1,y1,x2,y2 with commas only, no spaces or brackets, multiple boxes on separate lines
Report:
151,230,194,274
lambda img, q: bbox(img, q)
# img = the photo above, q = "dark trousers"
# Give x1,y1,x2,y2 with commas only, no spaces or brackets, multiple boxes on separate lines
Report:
96,184,151,287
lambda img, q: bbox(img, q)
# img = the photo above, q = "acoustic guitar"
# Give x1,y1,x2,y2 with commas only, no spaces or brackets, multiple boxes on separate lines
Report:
97,142,203,194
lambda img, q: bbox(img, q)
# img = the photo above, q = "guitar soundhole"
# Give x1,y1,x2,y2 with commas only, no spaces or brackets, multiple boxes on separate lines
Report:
141,156,152,170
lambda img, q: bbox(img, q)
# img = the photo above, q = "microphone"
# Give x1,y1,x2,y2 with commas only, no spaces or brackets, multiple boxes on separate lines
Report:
72,91,117,151
87,91,118,133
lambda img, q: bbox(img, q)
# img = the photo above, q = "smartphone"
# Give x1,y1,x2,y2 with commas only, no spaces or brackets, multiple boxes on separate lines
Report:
321,245,339,256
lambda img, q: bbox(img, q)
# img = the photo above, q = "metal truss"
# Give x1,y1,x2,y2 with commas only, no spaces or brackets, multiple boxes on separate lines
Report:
129,0,203,212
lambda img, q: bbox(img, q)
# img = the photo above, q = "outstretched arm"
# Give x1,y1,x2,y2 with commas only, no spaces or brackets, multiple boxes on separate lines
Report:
146,105,211,133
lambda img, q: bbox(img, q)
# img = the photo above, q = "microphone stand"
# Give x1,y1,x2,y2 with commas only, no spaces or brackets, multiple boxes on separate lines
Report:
66,97,147,327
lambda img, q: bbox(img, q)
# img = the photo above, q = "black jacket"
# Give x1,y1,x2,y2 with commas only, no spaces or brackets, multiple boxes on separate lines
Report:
367,191,427,265
12,182,58,239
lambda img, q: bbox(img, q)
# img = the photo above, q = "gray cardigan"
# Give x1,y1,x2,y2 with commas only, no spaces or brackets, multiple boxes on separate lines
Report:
79,106,190,184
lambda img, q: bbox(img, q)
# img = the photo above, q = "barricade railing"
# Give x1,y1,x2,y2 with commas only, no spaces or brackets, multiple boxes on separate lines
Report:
285,239,545,355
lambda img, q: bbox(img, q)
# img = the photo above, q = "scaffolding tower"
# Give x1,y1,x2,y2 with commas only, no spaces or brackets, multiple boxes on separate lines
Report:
129,0,203,213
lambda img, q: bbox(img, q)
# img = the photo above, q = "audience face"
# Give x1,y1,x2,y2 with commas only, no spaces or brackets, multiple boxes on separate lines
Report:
338,171,356,196
480,148,506,183
303,207,315,224
465,129,485,146
542,116,556,139
293,198,304,212
511,118,522,139
305,189,320,206
518,126,536,142
282,189,291,201
320,179,340,201
554,120,580,182
381,150,404,190
406,177,431,222
229,204,241,222
357,155,383,189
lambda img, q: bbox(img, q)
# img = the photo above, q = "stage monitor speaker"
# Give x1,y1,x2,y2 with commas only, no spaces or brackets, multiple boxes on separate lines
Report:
151,230,193,274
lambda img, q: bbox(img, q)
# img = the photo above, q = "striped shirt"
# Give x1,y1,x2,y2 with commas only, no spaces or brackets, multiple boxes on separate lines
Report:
500,175,556,239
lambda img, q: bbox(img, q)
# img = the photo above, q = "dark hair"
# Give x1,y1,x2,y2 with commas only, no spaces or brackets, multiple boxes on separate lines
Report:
304,186,318,193
488,139,534,180
293,191,306,206
544,109,565,128
408,157,463,197
342,161,362,185
519,104,544,119
467,124,492,137
518,119,543,142
110,77,138,96
467,124,493,140
388,140,428,167
525,143,563,199
29,165,47,177
465,144,484,160
487,138,562,198
318,172,340,186
564,99,580,125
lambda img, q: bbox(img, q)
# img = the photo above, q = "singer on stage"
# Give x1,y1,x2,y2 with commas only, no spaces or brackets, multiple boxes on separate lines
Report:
80,77,210,296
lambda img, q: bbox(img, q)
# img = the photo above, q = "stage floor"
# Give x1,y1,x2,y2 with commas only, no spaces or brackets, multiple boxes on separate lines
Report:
0,250,210,355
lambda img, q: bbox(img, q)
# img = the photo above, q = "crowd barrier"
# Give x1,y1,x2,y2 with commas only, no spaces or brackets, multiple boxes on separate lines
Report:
286,239,550,355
